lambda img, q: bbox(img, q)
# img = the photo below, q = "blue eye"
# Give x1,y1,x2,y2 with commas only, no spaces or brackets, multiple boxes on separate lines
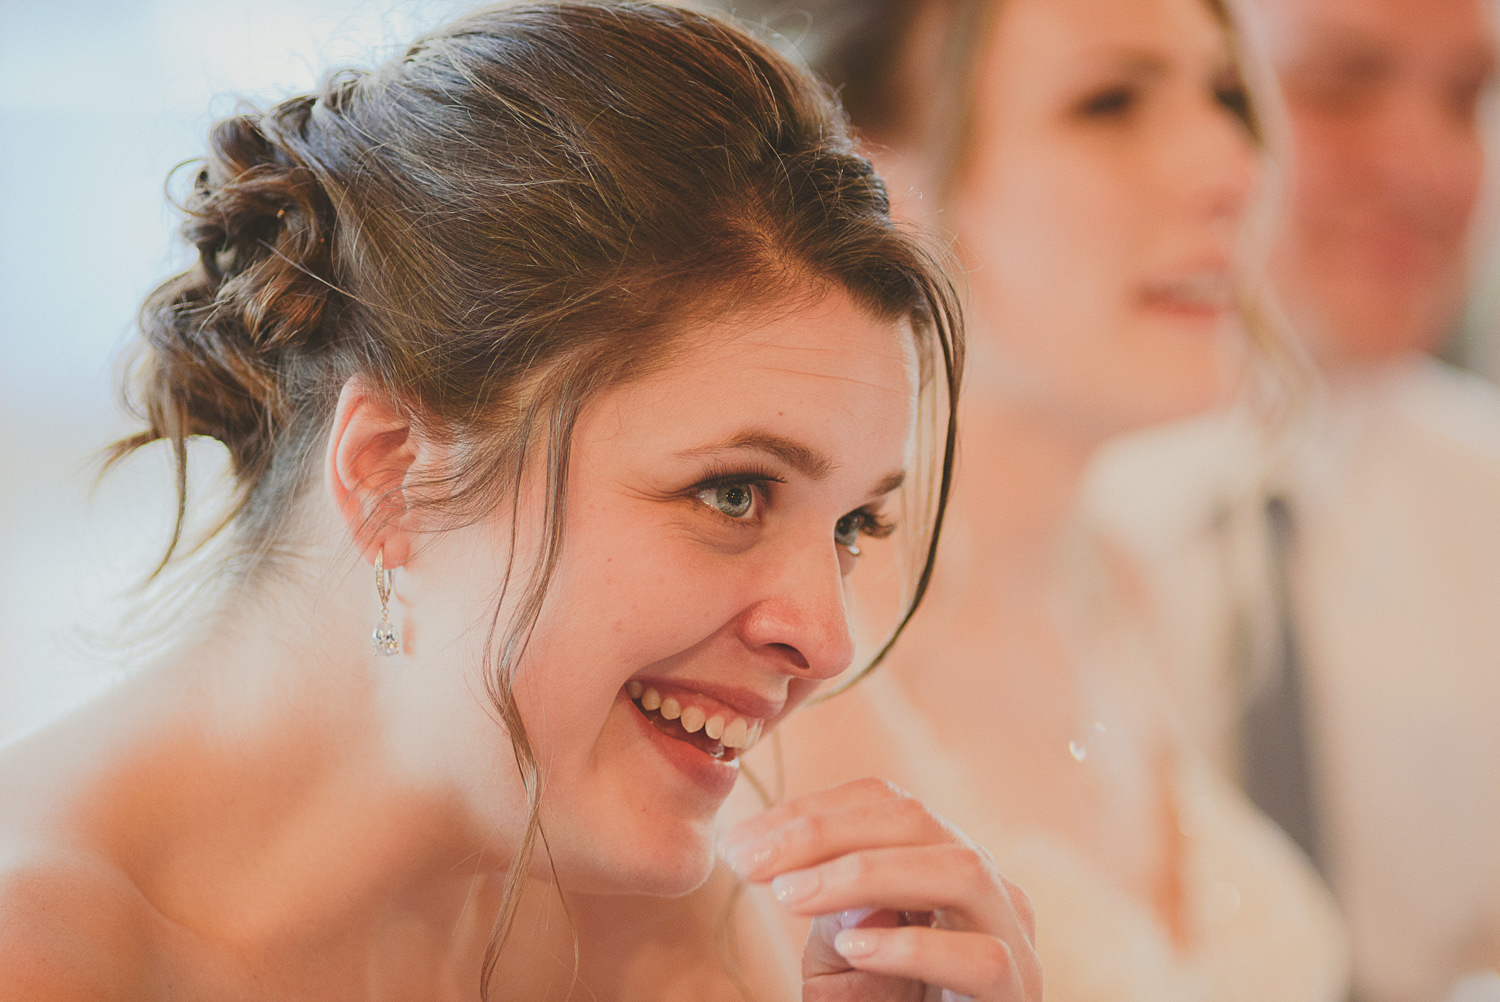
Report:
697,482,756,519
834,508,896,555
834,512,863,552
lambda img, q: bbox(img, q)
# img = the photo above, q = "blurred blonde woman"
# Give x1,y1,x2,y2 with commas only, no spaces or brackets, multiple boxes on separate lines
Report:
706,0,1351,998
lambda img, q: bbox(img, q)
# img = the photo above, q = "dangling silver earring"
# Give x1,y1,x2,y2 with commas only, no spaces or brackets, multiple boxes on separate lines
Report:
372,547,401,657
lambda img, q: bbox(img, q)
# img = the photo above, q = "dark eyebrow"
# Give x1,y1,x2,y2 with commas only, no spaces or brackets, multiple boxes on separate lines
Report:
1074,51,1169,81
679,431,907,498
871,470,907,498
681,431,836,480
1117,54,1168,80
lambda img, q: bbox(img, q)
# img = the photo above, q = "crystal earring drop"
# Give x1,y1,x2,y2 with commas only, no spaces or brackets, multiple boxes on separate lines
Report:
372,547,401,657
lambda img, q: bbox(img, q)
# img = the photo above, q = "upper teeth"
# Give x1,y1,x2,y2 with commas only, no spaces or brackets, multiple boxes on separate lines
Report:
625,682,762,749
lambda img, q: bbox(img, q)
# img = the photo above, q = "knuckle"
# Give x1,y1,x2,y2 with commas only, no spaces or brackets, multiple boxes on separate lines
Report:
890,791,933,828
851,775,905,800
1004,877,1037,940
831,848,873,885
789,812,826,848
951,844,992,883
980,937,1016,985
1025,949,1045,1002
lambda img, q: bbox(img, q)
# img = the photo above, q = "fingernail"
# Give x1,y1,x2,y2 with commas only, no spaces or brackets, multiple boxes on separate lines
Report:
771,868,820,905
720,839,776,878
834,929,879,958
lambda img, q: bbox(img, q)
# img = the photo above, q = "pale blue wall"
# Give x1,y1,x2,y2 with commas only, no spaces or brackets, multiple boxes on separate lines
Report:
0,0,473,741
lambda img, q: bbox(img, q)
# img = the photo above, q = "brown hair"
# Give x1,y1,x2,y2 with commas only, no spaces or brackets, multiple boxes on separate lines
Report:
108,1,961,990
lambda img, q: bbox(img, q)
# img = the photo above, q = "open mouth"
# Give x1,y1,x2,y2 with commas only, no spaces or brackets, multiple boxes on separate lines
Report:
1140,273,1235,313
626,681,763,762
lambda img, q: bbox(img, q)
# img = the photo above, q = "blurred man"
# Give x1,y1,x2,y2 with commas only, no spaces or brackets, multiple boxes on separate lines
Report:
1262,0,1493,366
1089,1,1500,1000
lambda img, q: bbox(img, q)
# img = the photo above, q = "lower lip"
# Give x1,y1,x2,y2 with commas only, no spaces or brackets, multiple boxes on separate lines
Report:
1139,297,1232,326
624,693,741,800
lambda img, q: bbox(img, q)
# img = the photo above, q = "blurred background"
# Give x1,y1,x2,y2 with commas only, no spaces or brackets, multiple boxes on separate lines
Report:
0,0,476,741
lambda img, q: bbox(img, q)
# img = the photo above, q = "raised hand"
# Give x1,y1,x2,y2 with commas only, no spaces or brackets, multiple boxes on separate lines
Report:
720,778,1041,1002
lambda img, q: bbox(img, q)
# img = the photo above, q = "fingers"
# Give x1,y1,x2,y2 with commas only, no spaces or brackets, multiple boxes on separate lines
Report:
828,924,1032,1001
1003,873,1036,945
721,777,956,881
722,777,1043,1001
776,843,1040,999
802,909,901,980
766,844,1011,931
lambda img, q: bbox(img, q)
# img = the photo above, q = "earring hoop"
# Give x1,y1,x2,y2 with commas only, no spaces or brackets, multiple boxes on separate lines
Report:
372,547,401,657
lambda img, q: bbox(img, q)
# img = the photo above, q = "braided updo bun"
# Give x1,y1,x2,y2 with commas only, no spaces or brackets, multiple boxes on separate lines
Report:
114,96,337,538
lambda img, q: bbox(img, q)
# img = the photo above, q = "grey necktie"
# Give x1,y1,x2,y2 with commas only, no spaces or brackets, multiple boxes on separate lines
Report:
1240,493,1325,869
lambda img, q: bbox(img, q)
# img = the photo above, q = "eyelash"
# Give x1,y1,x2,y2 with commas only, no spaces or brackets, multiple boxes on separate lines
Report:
1076,84,1136,119
1075,78,1251,128
687,467,898,553
1213,73,1252,126
834,507,897,555
690,466,783,527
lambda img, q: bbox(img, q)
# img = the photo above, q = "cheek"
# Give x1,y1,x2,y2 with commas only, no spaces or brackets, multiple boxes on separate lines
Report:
1285,120,1372,221
532,516,745,676
1438,142,1485,229
956,151,1137,362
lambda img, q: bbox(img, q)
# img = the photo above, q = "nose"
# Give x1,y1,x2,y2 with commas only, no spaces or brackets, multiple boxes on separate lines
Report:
736,537,856,681
1169,95,1261,230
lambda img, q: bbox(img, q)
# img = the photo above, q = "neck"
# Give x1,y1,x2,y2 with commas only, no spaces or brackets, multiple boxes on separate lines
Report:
939,391,1100,605
68,526,523,990
493,865,793,1001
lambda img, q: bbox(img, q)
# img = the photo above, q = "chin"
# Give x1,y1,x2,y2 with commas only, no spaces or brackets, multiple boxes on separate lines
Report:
560,819,719,898
1094,380,1229,441
1325,306,1453,365
1296,272,1462,366
636,853,717,898
638,820,719,897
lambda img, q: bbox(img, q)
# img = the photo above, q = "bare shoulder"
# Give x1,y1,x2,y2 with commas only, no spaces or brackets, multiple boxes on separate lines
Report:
0,849,158,1000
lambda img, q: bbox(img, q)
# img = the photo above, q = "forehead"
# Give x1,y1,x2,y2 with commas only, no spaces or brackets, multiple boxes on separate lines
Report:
1255,0,1496,60
682,292,915,381
591,287,919,441
995,0,1227,65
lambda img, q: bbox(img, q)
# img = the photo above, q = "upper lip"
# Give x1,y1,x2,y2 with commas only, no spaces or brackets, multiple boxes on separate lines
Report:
626,676,786,722
1143,255,1233,284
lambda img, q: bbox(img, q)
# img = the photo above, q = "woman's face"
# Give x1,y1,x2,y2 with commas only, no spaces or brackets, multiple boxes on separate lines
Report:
949,0,1260,439
403,286,918,897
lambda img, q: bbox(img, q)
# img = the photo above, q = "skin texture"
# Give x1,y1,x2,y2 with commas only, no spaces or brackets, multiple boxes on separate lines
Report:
0,286,1038,1001
1254,0,1496,364
346,286,922,900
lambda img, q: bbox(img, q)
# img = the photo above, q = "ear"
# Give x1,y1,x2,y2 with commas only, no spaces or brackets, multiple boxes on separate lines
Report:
325,377,424,567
